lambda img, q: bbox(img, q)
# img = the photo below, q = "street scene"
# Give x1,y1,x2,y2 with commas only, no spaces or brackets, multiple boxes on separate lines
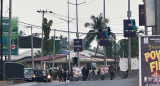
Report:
0,0,160,86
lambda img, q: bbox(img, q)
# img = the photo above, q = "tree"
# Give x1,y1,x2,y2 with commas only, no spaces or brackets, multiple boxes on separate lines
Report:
43,18,53,56
118,27,141,58
34,18,53,56
84,13,109,56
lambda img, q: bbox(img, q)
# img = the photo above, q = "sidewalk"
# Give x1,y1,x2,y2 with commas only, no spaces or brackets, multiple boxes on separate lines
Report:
0,81,13,86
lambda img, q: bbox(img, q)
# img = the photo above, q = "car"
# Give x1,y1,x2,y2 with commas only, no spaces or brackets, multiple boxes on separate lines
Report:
35,70,52,82
24,68,36,81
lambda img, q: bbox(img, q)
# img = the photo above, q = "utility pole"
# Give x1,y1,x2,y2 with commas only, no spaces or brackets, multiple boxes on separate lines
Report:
103,0,107,66
0,0,3,80
52,29,56,71
69,0,86,66
31,26,34,69
127,0,131,71
8,0,12,62
75,0,80,66
37,10,52,69
67,0,71,71
26,25,34,69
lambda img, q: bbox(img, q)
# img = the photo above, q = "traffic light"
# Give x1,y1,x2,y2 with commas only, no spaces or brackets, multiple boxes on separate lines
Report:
72,57,78,66
107,27,111,35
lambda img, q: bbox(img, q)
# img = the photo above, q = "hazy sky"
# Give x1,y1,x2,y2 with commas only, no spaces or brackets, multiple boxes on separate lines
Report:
3,0,144,47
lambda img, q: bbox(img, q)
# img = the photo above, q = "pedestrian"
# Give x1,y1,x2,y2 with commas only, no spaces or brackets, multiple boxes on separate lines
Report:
109,65,114,80
63,70,67,82
82,67,87,81
97,68,100,75
57,68,63,82
90,69,95,75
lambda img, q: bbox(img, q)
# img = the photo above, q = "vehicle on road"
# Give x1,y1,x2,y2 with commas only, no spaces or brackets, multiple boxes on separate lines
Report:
24,68,36,81
35,70,52,82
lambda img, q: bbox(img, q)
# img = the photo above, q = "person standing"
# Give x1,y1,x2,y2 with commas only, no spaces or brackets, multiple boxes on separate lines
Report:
109,65,114,80
63,70,67,82
82,67,87,81
57,68,63,82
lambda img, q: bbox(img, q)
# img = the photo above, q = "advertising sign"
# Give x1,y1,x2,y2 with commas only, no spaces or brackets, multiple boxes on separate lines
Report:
73,67,82,77
123,19,136,37
100,65,109,75
139,36,160,86
0,17,18,55
145,0,155,26
74,39,82,52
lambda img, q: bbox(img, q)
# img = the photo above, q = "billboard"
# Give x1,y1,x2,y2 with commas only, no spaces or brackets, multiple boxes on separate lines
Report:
145,0,155,26
0,17,18,55
139,36,160,86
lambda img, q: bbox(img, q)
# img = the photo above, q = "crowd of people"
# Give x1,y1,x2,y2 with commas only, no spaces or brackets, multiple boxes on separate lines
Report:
56,65,115,82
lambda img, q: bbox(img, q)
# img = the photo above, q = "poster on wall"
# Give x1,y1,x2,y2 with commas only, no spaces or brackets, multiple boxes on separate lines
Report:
139,36,160,86
73,67,82,77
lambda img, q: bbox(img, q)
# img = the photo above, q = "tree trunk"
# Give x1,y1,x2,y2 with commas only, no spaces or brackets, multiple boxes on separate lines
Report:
95,43,99,56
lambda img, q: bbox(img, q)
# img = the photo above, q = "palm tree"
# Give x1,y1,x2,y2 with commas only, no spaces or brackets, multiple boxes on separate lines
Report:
35,18,53,56
84,13,109,55
43,18,53,40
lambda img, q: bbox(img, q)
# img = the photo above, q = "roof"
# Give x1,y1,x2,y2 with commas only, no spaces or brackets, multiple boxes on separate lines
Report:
24,54,67,62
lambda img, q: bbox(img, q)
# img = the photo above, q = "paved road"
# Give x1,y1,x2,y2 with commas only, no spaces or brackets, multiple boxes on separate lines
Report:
6,79,139,86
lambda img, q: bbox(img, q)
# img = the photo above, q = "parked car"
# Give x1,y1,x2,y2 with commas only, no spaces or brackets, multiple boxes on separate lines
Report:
24,68,36,81
35,70,52,82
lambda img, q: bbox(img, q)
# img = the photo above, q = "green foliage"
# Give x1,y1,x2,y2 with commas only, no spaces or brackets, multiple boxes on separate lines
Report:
19,36,41,48
105,41,113,57
51,71,57,80
118,37,138,58
17,62,28,68
84,13,109,49
43,18,54,55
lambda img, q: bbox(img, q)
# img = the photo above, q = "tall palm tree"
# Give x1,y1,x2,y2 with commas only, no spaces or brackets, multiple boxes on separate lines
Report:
43,18,53,40
84,13,109,55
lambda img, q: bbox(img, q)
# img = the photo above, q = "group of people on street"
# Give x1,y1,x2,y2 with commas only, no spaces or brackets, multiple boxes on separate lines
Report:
57,68,67,82
57,65,115,82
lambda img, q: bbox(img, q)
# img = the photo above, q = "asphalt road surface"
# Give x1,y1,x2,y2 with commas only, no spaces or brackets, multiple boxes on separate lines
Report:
6,79,139,86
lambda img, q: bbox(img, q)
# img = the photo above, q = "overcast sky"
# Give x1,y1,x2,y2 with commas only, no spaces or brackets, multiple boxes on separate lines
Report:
3,0,144,47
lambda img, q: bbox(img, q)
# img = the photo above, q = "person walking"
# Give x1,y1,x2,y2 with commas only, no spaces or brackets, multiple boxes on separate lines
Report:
63,70,67,82
82,67,87,81
109,65,114,80
57,68,63,82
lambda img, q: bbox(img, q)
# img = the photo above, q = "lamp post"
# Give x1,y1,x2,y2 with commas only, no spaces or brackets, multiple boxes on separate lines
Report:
37,10,52,69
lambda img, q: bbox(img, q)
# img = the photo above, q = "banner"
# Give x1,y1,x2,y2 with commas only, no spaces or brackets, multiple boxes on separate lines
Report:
139,36,160,86
73,67,82,77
